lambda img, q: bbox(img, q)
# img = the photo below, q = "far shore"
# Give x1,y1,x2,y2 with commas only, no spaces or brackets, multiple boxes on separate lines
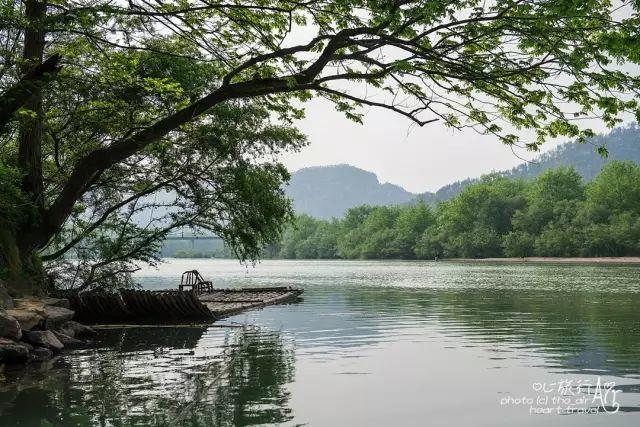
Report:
441,257,640,265
165,256,640,264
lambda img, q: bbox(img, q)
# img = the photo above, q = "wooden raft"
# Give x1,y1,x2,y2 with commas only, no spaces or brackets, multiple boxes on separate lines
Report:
199,287,305,318
71,286,303,323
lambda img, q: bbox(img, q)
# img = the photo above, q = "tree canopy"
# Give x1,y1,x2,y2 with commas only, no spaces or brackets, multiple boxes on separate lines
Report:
2,0,640,291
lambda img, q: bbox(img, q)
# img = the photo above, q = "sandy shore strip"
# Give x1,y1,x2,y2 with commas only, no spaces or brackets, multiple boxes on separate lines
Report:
441,257,640,265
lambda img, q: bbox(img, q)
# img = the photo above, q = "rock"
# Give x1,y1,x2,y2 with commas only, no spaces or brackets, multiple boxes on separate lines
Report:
12,298,47,316
52,331,85,347
22,330,64,352
6,297,74,331
41,297,71,309
43,305,75,330
6,298,49,331
5,308,43,331
0,338,29,363
59,321,97,339
30,347,53,362
0,310,22,341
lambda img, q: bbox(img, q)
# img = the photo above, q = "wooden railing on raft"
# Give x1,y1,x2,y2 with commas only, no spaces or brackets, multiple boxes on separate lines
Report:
179,270,214,294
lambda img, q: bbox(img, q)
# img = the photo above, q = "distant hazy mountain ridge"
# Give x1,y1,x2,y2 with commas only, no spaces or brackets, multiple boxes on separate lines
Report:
413,124,640,205
285,164,413,219
286,125,640,218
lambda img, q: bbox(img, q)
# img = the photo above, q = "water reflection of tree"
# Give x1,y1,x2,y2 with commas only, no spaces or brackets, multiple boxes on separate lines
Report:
185,329,296,426
0,326,295,426
341,284,640,375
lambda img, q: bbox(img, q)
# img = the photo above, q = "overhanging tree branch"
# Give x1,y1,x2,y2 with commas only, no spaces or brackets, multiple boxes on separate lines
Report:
0,54,61,129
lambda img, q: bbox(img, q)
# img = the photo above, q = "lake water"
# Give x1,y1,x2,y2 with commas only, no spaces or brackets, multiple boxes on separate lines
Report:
1,259,640,426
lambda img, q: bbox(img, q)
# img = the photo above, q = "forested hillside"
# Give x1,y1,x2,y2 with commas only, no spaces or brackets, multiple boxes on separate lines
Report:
270,162,640,260
414,124,640,205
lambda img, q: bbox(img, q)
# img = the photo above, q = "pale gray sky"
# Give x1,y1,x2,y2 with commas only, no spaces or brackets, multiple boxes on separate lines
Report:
277,3,636,194
281,98,615,194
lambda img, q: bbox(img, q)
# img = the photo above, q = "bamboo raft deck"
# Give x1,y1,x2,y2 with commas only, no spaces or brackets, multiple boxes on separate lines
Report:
70,285,303,324
198,287,304,318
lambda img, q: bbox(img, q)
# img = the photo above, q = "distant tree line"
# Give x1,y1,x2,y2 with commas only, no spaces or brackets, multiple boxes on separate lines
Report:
267,161,640,259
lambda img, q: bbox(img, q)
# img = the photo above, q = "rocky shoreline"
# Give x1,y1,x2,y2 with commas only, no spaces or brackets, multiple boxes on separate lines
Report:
0,294,96,365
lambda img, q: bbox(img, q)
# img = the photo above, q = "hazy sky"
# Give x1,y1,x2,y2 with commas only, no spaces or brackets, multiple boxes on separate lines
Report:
280,98,613,194
276,4,636,194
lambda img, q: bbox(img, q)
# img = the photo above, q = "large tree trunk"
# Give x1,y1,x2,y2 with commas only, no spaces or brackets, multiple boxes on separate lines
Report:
18,0,47,209
11,0,48,295
1,231,44,296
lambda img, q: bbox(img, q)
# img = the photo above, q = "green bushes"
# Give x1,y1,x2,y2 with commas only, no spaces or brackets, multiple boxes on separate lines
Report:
273,161,640,259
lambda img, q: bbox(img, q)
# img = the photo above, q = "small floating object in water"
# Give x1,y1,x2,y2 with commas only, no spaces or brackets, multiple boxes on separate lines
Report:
69,270,303,323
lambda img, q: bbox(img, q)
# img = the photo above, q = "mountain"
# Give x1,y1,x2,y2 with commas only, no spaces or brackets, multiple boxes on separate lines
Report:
413,124,640,205
507,124,640,180
288,125,640,217
285,164,413,219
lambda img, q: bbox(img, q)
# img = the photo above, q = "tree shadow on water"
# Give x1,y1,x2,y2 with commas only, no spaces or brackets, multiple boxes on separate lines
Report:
0,326,295,426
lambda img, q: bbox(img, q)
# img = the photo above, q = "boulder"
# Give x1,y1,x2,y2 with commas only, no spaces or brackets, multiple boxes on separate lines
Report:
5,308,43,331
43,305,75,330
0,310,22,341
59,321,97,339
52,331,85,347
0,338,29,363
22,330,64,352
30,347,53,362
12,298,47,316
41,297,71,309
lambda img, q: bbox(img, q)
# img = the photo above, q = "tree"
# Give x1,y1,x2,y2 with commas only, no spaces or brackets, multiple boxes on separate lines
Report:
336,205,377,258
531,200,582,256
338,206,400,258
2,1,640,292
432,175,527,257
509,167,584,240
585,161,640,217
278,214,320,259
390,202,433,258
530,167,584,204
578,162,640,256
502,231,535,257
579,213,640,257
310,221,341,259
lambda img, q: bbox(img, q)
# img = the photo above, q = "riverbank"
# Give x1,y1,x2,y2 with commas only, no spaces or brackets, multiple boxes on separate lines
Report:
441,256,640,264
0,285,97,364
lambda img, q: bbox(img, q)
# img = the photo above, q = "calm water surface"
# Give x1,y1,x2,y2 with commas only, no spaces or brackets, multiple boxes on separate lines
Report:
1,259,640,426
